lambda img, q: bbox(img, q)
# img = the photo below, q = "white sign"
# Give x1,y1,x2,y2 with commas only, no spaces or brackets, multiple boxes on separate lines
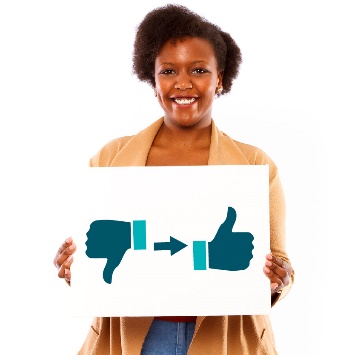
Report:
70,165,270,317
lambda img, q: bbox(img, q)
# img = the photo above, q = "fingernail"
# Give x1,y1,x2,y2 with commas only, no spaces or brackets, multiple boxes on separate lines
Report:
69,243,76,251
266,254,272,260
65,268,69,275
266,260,272,267
264,266,270,273
67,255,72,263
66,237,72,243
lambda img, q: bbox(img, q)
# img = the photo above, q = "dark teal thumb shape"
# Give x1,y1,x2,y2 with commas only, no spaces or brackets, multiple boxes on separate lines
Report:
85,220,131,284
218,206,237,233
103,247,129,284
208,206,254,271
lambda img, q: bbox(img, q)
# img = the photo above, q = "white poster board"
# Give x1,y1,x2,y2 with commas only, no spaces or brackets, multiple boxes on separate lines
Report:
71,165,270,316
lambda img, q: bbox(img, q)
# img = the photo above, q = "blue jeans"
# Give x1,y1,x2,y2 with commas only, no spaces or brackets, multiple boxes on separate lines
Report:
141,319,196,355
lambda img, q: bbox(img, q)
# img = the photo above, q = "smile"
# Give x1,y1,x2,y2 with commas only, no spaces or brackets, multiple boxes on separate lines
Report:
173,98,196,105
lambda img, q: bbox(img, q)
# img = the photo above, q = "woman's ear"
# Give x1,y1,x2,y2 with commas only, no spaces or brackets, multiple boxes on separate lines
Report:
218,71,224,86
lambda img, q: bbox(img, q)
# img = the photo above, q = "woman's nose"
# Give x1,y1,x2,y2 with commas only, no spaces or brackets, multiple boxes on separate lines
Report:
174,74,193,90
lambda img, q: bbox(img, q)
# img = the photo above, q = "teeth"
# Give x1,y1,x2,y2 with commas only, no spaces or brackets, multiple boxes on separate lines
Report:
174,98,196,105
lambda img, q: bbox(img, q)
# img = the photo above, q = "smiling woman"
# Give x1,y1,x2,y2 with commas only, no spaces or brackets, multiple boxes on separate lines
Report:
52,3,294,354
148,37,222,166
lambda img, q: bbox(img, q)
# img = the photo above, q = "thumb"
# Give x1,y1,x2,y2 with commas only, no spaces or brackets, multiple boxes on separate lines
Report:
219,207,237,232
103,246,129,284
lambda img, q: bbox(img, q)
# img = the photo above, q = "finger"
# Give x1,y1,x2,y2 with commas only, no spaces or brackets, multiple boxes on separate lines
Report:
65,255,74,268
64,267,71,282
278,258,293,276
266,260,287,278
57,264,66,279
270,282,282,292
271,282,283,293
54,240,76,270
267,254,293,276
263,265,282,282
263,267,284,292
266,255,292,282
53,237,72,266
266,262,289,287
56,237,73,255
57,259,73,281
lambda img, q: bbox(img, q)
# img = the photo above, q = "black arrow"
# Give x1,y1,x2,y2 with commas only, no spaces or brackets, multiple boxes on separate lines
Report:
154,236,187,256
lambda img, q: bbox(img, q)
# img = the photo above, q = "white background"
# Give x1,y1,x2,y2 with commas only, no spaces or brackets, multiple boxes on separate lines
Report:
0,0,353,354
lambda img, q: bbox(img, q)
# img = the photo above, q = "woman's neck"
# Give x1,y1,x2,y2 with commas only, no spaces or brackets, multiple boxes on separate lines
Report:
145,120,212,166
154,120,212,150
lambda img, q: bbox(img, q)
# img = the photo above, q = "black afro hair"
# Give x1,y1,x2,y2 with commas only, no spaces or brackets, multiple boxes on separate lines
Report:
132,4,242,95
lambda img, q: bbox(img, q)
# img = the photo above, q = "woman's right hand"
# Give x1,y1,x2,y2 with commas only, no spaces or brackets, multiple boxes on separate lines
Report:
53,237,76,283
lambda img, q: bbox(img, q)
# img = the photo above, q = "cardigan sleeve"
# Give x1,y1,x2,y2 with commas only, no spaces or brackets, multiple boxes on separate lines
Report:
256,150,294,305
234,140,294,306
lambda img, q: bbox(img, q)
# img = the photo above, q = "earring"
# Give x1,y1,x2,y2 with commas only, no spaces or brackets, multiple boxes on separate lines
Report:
154,88,157,97
216,86,223,96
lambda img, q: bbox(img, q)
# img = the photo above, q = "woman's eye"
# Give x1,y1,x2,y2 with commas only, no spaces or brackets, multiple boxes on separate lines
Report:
160,69,175,75
192,68,208,74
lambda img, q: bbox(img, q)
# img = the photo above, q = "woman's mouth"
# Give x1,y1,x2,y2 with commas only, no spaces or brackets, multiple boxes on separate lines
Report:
172,97,196,105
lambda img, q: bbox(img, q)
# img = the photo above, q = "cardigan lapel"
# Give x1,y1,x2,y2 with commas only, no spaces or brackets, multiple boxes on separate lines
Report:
110,117,164,166
208,120,250,165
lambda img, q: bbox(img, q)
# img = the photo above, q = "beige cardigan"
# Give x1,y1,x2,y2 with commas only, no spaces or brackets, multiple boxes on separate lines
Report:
79,118,294,355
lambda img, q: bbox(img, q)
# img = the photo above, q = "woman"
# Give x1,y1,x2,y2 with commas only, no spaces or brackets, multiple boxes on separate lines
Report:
53,4,294,354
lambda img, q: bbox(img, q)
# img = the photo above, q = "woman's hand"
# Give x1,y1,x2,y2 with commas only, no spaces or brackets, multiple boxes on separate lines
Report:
263,253,293,295
53,237,76,283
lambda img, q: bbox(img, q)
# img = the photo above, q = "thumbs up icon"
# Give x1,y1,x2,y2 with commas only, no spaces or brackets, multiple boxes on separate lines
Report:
209,206,254,270
193,207,254,271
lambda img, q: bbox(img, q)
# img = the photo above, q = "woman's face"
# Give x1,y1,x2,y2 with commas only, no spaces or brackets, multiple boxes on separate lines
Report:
154,37,222,129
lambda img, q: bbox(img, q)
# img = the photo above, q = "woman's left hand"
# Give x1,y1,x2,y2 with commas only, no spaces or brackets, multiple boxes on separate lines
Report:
263,254,293,295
